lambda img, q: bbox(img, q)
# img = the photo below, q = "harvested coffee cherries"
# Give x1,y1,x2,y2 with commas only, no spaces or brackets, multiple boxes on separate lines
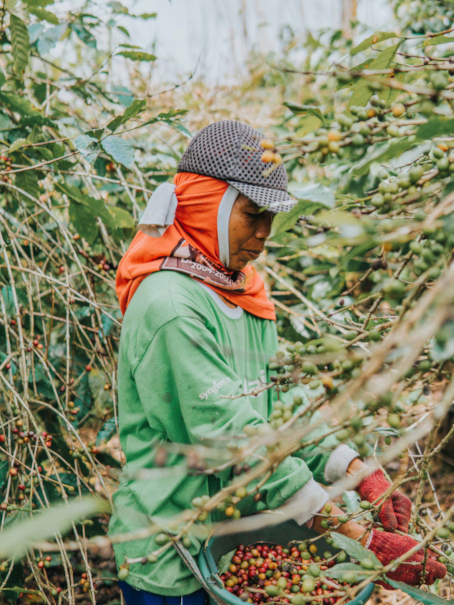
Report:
220,542,356,604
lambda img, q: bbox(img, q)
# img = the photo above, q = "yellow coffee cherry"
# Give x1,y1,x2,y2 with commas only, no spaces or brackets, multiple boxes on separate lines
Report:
261,150,275,163
392,103,405,117
260,138,275,150
328,130,341,142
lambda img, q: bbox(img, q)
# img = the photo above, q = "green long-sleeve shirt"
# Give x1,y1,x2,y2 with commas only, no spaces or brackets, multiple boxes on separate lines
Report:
109,271,358,595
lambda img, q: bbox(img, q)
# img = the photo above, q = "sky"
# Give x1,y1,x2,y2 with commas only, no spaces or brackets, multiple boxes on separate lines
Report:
118,0,394,84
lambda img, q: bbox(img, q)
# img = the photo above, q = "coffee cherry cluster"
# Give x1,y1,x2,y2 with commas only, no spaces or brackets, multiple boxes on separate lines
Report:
260,139,283,171
220,542,355,605
0,155,12,184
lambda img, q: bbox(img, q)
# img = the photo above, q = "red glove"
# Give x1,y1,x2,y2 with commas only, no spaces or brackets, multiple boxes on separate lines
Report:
368,530,446,589
357,469,412,532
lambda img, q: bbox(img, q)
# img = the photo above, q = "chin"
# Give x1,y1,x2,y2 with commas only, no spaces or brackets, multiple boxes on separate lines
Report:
228,261,249,272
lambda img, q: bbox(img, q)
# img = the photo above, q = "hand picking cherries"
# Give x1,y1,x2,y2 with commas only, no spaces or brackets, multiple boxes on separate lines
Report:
220,542,356,604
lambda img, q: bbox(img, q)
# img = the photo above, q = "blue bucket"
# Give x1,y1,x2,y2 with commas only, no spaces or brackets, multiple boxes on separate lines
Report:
198,519,374,605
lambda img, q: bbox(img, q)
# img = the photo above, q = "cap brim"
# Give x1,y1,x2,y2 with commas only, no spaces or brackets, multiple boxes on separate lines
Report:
226,180,296,213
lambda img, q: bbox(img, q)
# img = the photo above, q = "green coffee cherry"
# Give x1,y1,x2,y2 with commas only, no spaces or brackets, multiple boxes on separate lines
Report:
436,527,450,539
335,429,350,441
265,585,282,597
387,414,401,429
308,564,320,577
360,558,375,570
337,551,347,562
155,533,170,545
302,578,316,592
342,571,357,584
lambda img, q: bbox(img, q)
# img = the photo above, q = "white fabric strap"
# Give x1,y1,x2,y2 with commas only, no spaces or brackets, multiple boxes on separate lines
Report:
277,478,329,526
324,444,359,484
217,186,239,268
138,182,178,238
138,181,239,269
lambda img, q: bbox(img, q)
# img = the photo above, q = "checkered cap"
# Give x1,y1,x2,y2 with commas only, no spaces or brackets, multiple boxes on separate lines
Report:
177,120,295,213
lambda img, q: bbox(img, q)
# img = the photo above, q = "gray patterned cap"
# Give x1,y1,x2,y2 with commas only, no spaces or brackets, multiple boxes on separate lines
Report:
177,120,295,213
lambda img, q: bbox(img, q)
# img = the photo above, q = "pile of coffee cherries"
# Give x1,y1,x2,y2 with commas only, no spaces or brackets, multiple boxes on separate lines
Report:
220,542,355,604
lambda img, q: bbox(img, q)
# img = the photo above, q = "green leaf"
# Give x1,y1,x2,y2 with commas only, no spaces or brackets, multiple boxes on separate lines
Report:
8,137,28,153
56,182,119,244
335,59,371,91
324,563,367,579
15,170,40,200
1,286,15,316
373,426,400,437
292,184,335,208
116,50,157,62
271,185,335,237
378,68,407,106
0,72,5,90
142,109,188,131
423,35,454,46
72,23,97,48
0,497,108,560
10,14,31,76
415,116,454,140
28,7,59,24
109,206,135,229
342,490,361,514
347,42,402,109
24,0,55,7
386,579,448,605
37,23,67,55
171,120,192,138
96,417,116,446
283,102,325,123
138,12,157,19
111,85,134,107
85,128,105,141
350,32,399,56
101,136,134,168
68,200,99,244
117,25,130,37
107,98,147,132
295,114,322,136
331,533,381,567
0,461,9,492
271,200,324,237
75,134,100,165
430,320,454,362
0,92,40,117
350,137,414,177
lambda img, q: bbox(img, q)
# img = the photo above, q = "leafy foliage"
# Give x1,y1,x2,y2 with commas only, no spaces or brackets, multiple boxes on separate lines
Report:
1,0,454,602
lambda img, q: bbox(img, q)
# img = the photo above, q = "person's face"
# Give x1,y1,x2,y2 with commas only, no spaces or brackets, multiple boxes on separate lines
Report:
227,194,273,271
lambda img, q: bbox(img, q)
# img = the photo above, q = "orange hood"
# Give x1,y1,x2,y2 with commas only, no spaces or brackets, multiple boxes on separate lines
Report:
116,172,275,321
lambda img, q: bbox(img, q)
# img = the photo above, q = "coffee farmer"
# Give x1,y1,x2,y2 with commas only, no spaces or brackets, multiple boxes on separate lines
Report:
111,121,446,604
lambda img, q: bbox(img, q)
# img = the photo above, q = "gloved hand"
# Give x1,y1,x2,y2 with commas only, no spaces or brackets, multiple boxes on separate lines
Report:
367,529,446,589
357,469,412,532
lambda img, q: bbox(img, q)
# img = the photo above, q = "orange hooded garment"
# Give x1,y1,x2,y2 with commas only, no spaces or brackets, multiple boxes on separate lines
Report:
116,172,276,321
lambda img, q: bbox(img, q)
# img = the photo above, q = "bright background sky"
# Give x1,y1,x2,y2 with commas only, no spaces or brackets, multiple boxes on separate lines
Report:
117,0,393,84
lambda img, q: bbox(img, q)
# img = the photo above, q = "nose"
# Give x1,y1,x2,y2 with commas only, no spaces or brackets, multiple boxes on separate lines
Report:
255,212,273,240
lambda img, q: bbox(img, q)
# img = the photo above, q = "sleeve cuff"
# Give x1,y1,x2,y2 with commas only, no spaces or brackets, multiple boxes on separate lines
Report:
277,478,329,526
324,444,359,484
